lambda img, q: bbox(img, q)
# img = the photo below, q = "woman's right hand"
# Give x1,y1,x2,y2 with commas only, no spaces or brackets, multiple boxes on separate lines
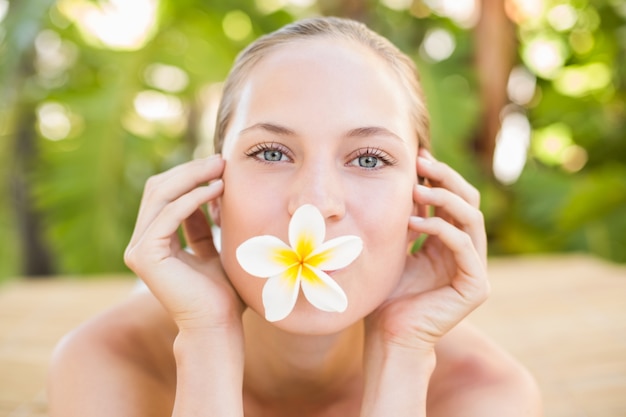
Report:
124,155,244,331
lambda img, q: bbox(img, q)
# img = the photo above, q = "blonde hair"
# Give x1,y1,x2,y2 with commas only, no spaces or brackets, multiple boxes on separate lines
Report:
214,16,430,152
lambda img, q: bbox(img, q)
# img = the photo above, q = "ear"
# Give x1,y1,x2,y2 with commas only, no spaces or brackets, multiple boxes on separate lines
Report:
208,198,222,227
411,184,429,219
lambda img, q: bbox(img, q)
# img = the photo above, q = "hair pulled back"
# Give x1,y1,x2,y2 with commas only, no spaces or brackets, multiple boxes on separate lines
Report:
214,16,430,152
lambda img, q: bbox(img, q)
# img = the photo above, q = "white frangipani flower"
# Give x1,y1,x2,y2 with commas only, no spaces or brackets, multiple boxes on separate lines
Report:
236,204,363,322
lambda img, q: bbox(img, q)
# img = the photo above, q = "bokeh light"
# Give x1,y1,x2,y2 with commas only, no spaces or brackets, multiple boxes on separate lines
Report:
421,28,456,62
507,66,537,106
547,4,578,32
222,10,253,42
133,90,185,124
37,102,73,141
34,30,78,88
553,62,612,97
532,122,587,172
144,63,189,94
522,35,568,79
569,29,595,55
424,0,479,27
0,0,8,23
56,0,158,50
381,0,413,11
505,0,544,24
492,112,531,185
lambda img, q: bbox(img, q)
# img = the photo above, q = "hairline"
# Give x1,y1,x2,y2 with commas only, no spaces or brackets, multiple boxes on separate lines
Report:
214,18,430,154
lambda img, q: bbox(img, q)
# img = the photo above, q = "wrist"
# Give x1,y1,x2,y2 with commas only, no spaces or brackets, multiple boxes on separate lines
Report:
172,326,245,417
174,324,244,362
364,308,440,354
361,329,436,417
173,295,245,334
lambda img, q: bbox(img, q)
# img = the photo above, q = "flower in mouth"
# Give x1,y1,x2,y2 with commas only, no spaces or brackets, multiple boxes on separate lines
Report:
236,204,363,322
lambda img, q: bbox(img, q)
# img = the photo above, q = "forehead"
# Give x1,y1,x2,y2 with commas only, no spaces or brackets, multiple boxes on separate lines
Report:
230,38,414,139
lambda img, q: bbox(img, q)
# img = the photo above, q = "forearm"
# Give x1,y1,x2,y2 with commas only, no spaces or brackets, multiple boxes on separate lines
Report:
172,326,245,417
360,336,436,417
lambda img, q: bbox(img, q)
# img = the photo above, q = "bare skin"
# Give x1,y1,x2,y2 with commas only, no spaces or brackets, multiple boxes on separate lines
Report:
48,36,542,416
49,289,540,416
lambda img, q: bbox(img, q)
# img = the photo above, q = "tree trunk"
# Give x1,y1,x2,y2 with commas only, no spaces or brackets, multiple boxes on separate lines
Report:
318,0,369,21
1,0,59,278
473,0,517,173
12,101,55,277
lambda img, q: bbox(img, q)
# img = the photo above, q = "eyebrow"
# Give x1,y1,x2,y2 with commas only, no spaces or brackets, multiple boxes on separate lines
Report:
239,122,403,142
240,123,296,136
345,126,404,142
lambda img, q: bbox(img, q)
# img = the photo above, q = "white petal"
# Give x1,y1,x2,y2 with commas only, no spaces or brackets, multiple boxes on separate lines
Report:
262,266,301,322
236,235,294,277
300,265,348,313
308,235,363,271
211,225,221,253
289,204,325,252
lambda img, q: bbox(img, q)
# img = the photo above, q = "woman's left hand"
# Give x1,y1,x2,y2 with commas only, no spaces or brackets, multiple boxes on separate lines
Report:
366,148,489,354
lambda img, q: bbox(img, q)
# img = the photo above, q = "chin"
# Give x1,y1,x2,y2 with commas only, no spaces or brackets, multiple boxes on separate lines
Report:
253,300,362,336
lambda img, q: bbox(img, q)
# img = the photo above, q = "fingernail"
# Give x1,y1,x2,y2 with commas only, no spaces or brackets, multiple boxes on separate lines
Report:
422,148,434,158
416,184,431,194
418,156,432,165
410,216,425,224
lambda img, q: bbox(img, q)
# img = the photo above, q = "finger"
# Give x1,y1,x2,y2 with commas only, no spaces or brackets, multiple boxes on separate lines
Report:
148,182,224,244
413,184,487,261
144,154,224,194
417,149,480,209
182,208,220,260
127,181,224,267
131,156,225,244
408,216,490,305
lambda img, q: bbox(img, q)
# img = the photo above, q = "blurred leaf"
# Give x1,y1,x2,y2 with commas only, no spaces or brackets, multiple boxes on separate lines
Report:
2,0,626,282
557,163,626,230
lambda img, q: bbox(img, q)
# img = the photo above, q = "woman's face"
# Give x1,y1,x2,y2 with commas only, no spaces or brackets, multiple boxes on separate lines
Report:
216,38,419,333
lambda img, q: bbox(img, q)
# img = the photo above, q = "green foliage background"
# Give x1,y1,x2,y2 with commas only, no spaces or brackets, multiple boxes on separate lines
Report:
1,0,625,281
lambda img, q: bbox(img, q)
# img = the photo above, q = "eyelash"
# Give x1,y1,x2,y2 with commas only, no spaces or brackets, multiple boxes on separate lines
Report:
244,143,397,168
244,142,292,163
349,147,397,169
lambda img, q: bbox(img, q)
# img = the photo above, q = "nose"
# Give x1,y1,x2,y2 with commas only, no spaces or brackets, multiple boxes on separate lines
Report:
287,160,346,220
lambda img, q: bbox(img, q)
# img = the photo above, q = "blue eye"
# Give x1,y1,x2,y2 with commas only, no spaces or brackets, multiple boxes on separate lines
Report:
263,149,285,161
349,147,396,170
358,155,381,168
245,142,291,163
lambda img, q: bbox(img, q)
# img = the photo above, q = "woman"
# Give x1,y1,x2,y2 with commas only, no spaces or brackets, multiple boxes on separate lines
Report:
48,16,541,416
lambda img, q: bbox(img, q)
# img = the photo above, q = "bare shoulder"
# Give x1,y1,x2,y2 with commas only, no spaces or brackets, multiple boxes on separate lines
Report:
48,289,178,417
428,322,542,416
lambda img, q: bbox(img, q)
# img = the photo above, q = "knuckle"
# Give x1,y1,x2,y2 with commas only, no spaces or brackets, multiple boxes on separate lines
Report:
144,174,162,190
142,175,163,201
466,272,490,305
477,278,491,303
470,209,485,226
459,231,474,248
123,245,137,270
468,187,481,207
435,160,450,172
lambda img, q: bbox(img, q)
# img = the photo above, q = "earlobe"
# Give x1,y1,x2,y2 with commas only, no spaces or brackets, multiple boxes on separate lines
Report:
208,199,222,227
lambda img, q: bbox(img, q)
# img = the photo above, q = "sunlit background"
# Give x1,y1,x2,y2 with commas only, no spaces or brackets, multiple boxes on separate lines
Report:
1,0,625,280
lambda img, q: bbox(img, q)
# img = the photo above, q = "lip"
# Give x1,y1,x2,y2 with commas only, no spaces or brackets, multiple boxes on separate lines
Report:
323,268,343,276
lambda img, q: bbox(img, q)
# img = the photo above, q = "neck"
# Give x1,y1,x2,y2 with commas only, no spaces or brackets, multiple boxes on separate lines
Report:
241,309,364,402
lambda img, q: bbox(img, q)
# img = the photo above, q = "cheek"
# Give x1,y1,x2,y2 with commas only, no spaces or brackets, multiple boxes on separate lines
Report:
217,165,289,309
360,196,412,275
347,174,415,240
343,175,415,293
